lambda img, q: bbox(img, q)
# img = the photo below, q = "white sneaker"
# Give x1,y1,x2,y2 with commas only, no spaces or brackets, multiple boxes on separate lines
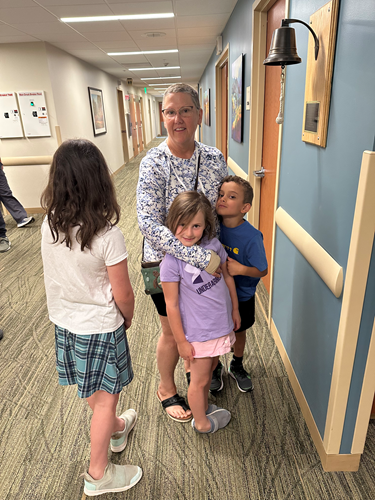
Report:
110,409,137,452
83,462,142,496
17,216,34,228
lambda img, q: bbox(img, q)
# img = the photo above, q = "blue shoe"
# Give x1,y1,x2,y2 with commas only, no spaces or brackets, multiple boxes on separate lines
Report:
110,409,137,453
17,216,34,228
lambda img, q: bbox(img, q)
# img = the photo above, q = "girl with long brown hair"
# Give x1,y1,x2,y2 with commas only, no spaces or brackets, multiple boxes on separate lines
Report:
41,139,142,496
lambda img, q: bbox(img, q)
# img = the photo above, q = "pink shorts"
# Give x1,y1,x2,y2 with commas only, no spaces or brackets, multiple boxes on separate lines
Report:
190,331,236,358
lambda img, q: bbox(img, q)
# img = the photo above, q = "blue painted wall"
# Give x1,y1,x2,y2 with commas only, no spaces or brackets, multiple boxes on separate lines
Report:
199,0,254,173
272,0,375,442
199,0,375,453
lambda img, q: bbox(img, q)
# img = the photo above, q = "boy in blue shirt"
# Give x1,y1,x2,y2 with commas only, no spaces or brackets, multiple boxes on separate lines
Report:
212,175,268,392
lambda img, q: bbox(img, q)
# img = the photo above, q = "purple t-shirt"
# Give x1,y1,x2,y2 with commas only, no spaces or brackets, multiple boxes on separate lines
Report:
160,237,234,343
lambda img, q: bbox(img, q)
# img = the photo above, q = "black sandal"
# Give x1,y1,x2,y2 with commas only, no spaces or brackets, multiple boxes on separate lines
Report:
156,392,192,422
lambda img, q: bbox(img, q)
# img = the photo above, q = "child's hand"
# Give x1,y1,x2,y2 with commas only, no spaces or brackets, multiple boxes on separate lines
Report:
177,340,195,361
227,257,244,276
232,309,241,331
124,318,132,329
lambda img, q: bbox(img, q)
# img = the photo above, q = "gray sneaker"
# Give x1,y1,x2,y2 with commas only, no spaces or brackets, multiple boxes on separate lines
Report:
83,462,142,496
0,237,11,253
17,216,34,228
210,360,224,392
229,362,254,392
110,409,137,453
191,408,231,434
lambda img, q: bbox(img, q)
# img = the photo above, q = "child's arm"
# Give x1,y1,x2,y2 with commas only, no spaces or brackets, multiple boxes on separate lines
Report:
162,282,195,361
221,262,241,331
227,256,268,278
107,259,134,330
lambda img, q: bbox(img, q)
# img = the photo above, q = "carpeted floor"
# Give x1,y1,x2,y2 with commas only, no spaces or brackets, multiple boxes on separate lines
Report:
1,138,375,500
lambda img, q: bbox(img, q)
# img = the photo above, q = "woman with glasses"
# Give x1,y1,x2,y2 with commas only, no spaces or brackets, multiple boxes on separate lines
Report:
137,83,228,423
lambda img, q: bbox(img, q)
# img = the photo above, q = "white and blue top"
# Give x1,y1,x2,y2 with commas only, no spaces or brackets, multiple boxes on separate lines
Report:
136,140,227,268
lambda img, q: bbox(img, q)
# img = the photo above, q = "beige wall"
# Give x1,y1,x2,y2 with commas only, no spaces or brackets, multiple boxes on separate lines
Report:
0,43,58,209
1,42,159,210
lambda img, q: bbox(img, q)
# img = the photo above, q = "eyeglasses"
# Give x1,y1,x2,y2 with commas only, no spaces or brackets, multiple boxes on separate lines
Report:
162,106,196,119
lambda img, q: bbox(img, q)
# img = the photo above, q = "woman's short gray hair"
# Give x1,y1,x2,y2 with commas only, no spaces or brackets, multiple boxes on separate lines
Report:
162,83,200,110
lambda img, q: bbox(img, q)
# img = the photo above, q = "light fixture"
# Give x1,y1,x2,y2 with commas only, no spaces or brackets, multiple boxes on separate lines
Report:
142,77,181,82
61,13,174,23
129,66,180,71
108,49,178,56
263,18,319,67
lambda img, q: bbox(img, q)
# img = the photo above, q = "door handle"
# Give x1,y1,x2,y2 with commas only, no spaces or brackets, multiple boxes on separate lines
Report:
253,166,265,178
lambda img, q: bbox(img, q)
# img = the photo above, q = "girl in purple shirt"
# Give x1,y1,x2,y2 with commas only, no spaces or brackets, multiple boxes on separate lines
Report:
160,191,240,433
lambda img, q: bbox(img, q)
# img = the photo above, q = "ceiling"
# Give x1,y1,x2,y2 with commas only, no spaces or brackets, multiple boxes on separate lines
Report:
0,0,238,97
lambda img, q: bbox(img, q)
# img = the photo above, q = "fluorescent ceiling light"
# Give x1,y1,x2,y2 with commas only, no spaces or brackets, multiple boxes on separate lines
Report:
129,66,180,71
61,13,174,23
142,77,181,82
108,49,178,56
148,82,180,86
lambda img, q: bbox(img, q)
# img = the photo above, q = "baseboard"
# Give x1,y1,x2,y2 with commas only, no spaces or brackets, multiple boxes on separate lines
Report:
270,318,361,472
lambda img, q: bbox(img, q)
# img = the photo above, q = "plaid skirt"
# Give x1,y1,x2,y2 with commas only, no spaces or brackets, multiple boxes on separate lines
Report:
54,324,133,399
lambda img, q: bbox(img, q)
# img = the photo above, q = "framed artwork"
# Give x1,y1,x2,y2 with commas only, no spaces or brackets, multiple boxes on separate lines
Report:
231,54,243,143
88,87,107,136
203,89,210,126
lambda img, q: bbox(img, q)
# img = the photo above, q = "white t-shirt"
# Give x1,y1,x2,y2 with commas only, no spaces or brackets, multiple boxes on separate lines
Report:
41,219,128,334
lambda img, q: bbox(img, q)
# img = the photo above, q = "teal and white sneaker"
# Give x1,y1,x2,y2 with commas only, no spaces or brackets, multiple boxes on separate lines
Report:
110,409,137,453
83,462,142,496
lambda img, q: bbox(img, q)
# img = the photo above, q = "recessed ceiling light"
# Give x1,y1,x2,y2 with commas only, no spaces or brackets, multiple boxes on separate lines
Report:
142,32,167,38
61,13,174,23
129,66,180,71
142,77,181,82
108,49,178,56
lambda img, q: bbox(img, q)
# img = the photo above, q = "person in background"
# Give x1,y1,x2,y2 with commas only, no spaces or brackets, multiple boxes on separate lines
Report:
0,158,34,252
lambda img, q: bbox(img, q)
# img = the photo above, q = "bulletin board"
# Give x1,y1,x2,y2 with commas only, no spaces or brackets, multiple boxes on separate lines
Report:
17,90,51,137
0,92,24,138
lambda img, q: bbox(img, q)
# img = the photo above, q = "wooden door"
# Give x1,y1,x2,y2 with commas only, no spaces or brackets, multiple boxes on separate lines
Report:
117,89,129,164
148,98,153,139
258,0,285,293
129,94,138,157
220,61,228,161
135,99,144,153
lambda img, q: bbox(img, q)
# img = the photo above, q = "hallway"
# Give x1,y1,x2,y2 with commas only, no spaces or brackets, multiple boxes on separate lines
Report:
0,139,374,500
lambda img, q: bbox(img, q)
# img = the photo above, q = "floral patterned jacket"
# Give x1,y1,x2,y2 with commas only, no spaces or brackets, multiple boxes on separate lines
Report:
136,140,228,268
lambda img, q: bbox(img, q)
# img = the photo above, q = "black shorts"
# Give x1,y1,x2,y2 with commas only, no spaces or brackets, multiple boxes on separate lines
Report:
236,295,255,333
151,292,167,317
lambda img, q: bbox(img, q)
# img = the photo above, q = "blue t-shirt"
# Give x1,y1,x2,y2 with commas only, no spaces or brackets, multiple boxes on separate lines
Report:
219,220,268,301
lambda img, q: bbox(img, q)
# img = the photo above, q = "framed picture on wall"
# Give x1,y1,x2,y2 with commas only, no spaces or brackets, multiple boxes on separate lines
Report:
203,89,210,126
231,54,243,143
88,87,107,136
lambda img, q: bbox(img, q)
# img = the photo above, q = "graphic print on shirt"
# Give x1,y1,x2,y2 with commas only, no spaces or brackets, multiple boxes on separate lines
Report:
184,263,222,294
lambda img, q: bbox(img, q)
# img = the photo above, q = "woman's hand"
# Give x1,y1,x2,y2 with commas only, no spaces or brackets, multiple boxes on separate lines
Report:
177,340,195,361
205,251,222,277
232,308,241,331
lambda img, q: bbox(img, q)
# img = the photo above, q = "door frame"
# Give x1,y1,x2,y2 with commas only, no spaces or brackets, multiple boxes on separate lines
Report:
248,0,289,324
116,88,129,165
215,43,229,155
